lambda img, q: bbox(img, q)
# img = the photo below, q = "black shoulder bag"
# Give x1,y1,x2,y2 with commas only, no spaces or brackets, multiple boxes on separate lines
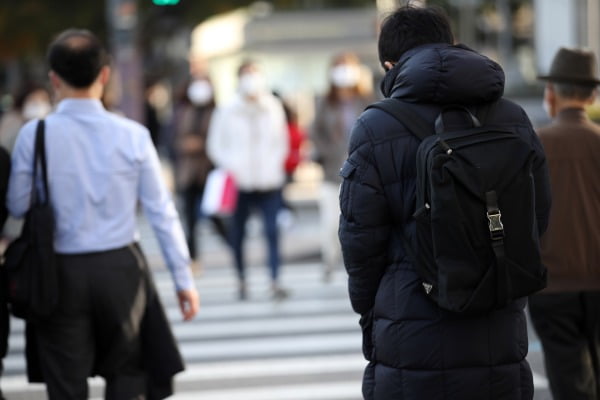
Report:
3,120,59,320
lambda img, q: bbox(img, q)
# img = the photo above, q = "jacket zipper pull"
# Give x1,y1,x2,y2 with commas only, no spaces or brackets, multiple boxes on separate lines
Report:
413,202,431,218
438,139,453,155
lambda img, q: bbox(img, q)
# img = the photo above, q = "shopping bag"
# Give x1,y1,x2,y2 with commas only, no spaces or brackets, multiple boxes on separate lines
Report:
200,169,237,216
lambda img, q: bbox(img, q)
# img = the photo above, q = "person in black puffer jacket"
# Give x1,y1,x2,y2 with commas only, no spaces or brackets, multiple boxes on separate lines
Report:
338,5,552,400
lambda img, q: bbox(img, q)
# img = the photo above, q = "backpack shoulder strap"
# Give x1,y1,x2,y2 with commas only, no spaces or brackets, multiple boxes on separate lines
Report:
366,98,432,141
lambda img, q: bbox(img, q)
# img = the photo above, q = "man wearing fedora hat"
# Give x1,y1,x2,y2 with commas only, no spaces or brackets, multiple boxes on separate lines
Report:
529,47,600,400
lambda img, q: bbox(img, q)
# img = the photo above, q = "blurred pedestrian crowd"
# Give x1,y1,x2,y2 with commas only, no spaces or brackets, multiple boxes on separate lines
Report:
0,39,373,399
0,49,376,299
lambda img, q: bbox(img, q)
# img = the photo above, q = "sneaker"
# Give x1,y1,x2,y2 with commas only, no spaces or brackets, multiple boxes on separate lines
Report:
272,286,289,301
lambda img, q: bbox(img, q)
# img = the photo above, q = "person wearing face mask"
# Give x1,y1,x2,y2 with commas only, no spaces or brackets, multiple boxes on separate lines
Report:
207,60,289,300
310,52,373,282
172,76,228,274
0,84,52,153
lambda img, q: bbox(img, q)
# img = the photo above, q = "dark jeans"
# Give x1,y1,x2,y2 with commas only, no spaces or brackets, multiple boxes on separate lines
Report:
230,190,281,282
529,291,600,400
182,183,229,259
37,246,147,400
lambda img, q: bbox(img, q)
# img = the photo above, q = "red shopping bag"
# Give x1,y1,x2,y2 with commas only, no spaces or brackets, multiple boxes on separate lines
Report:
201,169,237,216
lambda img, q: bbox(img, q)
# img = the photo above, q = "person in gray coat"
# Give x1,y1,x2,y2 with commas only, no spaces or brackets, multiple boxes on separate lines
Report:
311,52,372,281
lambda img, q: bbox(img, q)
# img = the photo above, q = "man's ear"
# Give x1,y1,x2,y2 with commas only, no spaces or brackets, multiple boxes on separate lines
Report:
99,65,111,86
383,61,395,72
49,71,61,89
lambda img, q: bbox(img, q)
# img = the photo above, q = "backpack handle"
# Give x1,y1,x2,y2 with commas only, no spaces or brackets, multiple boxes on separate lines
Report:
435,105,481,134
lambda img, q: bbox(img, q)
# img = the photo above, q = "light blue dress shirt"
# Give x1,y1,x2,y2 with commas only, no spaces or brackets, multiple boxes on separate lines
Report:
7,98,194,291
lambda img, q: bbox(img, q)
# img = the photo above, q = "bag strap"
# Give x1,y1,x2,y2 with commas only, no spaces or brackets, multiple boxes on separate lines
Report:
485,190,510,307
31,119,49,207
366,98,432,140
365,99,435,275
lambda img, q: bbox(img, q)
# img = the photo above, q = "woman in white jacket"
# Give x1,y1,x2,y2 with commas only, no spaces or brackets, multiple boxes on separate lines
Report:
207,61,289,300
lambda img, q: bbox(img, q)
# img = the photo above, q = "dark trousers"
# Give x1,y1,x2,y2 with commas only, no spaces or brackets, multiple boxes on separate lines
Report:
182,183,228,259
37,245,147,400
230,190,281,282
529,291,600,400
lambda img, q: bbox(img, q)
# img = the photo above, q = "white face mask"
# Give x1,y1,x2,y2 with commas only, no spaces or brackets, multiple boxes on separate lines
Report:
187,80,213,106
330,64,361,88
22,100,51,120
239,73,266,97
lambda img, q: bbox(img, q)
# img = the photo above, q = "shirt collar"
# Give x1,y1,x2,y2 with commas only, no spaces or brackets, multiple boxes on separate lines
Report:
55,98,106,115
556,107,588,123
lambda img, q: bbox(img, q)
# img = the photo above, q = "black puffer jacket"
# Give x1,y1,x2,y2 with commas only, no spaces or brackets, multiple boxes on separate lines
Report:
339,43,552,400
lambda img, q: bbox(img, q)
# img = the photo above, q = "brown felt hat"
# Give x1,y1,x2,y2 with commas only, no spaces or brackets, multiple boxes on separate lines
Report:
538,47,600,85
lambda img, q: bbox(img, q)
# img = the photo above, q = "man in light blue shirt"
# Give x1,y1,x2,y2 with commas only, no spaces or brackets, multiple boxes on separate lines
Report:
6,29,199,399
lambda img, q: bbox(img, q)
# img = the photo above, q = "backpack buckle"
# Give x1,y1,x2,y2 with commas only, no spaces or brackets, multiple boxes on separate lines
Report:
487,210,504,240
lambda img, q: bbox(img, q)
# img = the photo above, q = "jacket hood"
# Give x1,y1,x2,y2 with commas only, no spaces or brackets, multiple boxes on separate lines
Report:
381,43,505,104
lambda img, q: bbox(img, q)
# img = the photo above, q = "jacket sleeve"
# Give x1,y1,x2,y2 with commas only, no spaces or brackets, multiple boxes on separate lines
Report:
338,118,391,315
137,130,195,292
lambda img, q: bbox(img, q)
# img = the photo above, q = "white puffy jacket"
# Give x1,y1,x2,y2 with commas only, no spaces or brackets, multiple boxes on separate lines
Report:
207,92,288,191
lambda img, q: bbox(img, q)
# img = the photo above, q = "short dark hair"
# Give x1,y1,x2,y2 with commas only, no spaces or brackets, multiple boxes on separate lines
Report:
378,5,454,67
47,29,109,88
553,82,596,100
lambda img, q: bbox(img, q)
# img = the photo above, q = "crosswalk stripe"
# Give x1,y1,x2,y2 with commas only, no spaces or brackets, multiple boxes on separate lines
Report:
176,354,366,381
5,311,358,354
168,381,363,400
178,332,361,362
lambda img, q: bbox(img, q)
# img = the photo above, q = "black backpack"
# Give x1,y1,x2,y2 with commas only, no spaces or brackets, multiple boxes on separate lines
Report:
368,98,547,314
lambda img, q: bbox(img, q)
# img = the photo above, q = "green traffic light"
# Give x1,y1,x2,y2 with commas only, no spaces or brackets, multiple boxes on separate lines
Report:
153,0,180,5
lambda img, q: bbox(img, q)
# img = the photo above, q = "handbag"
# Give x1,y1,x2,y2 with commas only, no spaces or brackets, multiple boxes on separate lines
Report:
2,120,58,320
200,168,238,217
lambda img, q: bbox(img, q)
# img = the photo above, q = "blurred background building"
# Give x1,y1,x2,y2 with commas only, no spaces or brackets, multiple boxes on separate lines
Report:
1,0,600,124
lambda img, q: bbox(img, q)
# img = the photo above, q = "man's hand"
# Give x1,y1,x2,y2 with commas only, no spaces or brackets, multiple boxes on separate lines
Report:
177,288,200,321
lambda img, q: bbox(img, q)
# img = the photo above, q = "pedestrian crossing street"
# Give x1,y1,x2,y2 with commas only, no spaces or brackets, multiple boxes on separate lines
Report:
2,258,551,399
